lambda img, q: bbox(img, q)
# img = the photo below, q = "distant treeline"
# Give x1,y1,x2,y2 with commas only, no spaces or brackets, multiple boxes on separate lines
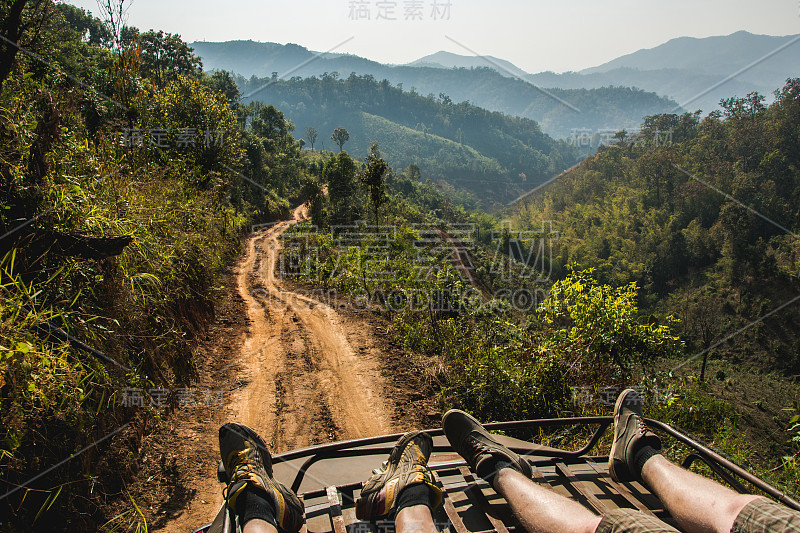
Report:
236,73,582,206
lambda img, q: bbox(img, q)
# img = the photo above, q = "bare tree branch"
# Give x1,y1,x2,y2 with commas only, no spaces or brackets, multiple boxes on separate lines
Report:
96,0,132,50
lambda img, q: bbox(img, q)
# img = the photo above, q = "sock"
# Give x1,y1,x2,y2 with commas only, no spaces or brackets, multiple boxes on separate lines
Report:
633,446,660,477
395,483,435,514
476,458,514,486
239,489,277,529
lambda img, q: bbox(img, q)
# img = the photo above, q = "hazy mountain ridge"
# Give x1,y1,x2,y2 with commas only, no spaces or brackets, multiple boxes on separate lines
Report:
193,40,678,138
405,31,800,113
407,50,529,78
193,30,798,134
580,30,799,79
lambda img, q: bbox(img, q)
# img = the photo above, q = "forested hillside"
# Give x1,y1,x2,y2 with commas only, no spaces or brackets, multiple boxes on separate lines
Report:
237,73,579,205
509,88,800,369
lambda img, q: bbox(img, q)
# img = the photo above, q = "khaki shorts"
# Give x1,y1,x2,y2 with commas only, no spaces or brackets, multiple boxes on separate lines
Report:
731,498,800,533
595,498,800,533
595,509,680,533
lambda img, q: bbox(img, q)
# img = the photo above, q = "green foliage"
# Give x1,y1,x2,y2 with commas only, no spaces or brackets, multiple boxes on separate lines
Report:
539,265,684,381
359,142,388,229
331,126,350,152
511,82,800,371
650,378,737,438
441,323,571,422
201,70,241,107
305,126,318,150
142,74,242,174
238,103,304,203
123,28,203,88
301,175,327,227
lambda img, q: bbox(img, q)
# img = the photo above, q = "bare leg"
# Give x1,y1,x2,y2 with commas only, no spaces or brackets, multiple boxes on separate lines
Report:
396,504,439,533
243,519,278,533
641,454,759,533
494,468,602,533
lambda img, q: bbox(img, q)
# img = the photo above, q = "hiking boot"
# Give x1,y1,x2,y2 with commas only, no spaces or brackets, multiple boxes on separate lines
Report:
442,409,532,480
608,388,662,483
356,430,443,520
219,423,304,532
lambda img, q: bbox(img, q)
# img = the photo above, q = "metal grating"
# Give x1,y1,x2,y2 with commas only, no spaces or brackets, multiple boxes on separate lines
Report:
275,417,800,533
198,417,800,533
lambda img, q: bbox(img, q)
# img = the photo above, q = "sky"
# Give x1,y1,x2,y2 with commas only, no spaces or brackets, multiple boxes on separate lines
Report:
64,0,800,73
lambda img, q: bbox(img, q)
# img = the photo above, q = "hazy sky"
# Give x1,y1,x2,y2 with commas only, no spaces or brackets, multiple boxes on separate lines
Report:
65,0,800,73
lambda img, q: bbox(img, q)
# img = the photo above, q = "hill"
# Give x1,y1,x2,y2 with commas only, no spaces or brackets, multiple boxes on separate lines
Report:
193,40,680,138
581,31,800,81
569,31,800,112
504,81,800,480
237,73,580,205
406,50,529,78
193,31,800,135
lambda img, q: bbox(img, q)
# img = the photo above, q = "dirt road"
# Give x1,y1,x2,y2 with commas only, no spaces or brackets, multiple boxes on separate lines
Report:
166,208,396,532
228,219,393,447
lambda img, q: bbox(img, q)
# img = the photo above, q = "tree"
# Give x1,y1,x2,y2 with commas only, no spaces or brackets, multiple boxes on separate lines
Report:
359,142,388,231
252,104,294,150
331,126,349,152
126,29,202,88
539,266,684,381
305,126,318,151
56,3,112,46
301,175,327,227
324,151,358,224
0,0,55,93
146,75,241,175
202,70,240,107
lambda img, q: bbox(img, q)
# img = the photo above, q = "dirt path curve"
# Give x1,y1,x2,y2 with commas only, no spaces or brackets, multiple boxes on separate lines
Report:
167,206,394,532
229,210,393,447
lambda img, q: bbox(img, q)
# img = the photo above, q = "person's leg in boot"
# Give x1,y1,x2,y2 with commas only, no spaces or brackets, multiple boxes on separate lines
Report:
443,409,684,533
494,467,602,533
443,409,604,533
219,423,305,533
609,389,762,533
356,430,443,533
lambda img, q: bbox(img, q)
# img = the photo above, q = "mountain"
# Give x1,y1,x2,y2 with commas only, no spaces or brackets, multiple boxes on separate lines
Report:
192,40,679,138
407,51,529,78
192,40,383,80
581,31,799,82
571,31,800,111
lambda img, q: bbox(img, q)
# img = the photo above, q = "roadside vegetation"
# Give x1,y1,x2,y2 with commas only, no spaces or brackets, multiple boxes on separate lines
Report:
0,2,305,529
